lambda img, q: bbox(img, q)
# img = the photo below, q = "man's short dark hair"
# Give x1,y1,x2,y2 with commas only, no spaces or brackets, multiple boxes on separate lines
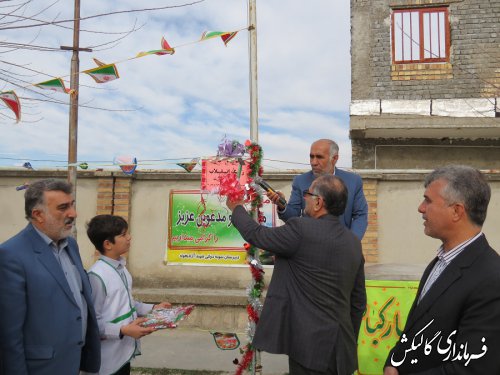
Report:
311,175,348,216
86,215,129,254
25,179,73,221
425,165,491,226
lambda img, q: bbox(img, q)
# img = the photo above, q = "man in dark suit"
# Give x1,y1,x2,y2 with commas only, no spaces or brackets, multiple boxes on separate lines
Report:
0,179,101,375
227,174,366,375
268,139,368,239
384,165,500,374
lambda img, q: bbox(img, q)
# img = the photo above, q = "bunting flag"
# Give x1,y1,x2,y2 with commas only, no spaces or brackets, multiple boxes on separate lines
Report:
0,28,246,123
221,32,238,46
35,78,72,94
92,58,107,67
136,36,175,57
114,155,137,175
0,91,21,122
84,64,120,83
157,37,175,55
177,158,199,172
200,31,227,40
200,31,238,46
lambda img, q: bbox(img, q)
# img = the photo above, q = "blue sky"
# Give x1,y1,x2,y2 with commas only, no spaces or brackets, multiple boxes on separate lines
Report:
0,0,352,171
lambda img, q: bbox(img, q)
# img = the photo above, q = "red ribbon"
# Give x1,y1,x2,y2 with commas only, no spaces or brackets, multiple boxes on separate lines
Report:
218,173,246,203
246,304,260,323
249,264,264,282
234,347,254,375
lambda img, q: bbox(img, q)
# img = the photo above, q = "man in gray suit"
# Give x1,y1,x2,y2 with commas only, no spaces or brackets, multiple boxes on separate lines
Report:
227,174,366,375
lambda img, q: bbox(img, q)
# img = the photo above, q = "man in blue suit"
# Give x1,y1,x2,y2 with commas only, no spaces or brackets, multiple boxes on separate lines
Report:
269,139,368,239
0,179,101,375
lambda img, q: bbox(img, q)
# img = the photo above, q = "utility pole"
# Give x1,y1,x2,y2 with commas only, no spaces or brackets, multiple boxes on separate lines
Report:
67,0,81,189
248,3,262,375
61,0,91,239
60,0,92,197
249,0,258,143
62,0,91,191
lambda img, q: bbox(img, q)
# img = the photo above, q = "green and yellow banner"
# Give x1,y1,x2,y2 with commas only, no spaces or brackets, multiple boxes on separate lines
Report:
358,280,419,374
165,190,275,265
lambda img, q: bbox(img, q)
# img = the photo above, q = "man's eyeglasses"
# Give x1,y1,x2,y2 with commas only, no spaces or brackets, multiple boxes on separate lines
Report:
303,189,319,198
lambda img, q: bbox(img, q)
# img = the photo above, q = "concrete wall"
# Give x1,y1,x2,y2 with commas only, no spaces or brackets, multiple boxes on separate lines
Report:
352,139,500,170
377,177,500,265
1,170,500,288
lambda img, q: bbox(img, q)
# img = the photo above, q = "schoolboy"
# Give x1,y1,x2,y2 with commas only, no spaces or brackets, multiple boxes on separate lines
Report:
87,215,170,375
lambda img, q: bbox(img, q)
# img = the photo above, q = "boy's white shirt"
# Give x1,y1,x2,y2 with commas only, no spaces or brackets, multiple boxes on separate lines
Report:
89,255,153,337
88,255,154,374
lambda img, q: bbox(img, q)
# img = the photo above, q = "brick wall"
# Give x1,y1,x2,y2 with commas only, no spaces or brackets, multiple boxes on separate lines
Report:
95,177,132,259
112,178,132,220
481,68,500,98
362,179,378,263
96,177,132,221
96,178,113,215
391,63,453,81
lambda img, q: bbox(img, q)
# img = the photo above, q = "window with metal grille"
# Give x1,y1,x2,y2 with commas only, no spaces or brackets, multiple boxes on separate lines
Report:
391,7,450,64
